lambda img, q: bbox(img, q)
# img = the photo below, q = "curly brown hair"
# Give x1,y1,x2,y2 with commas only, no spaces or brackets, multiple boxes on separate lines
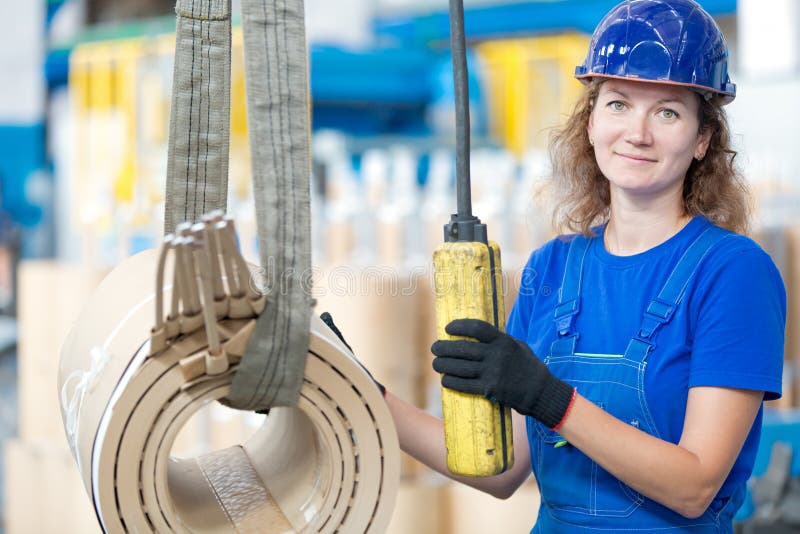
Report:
548,80,751,237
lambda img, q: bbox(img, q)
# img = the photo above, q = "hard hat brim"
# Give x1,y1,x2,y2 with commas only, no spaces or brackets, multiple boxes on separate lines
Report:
575,73,736,105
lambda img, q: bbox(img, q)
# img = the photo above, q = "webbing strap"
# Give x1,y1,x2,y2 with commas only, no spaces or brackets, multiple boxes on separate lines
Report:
553,235,591,336
226,0,312,410
624,225,730,361
164,0,312,411
637,225,730,339
164,0,232,235
196,446,294,532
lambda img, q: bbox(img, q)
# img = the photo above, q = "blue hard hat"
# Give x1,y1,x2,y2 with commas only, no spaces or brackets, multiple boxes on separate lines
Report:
575,0,736,103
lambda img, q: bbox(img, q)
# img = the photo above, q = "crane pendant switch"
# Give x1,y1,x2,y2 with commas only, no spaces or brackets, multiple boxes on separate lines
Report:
432,0,514,477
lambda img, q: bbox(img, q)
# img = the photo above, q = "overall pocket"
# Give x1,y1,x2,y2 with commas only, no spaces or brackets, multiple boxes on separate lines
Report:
537,354,649,517
533,404,643,518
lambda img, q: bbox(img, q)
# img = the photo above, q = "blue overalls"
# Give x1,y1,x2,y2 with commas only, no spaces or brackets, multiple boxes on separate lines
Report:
529,226,745,532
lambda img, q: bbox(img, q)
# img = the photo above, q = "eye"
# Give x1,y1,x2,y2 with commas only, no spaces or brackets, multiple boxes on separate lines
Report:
658,108,679,119
608,100,626,111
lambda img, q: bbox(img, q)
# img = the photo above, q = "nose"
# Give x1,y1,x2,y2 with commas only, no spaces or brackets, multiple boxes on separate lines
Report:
624,112,653,146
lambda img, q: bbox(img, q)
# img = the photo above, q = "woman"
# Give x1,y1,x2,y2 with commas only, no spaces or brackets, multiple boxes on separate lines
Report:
382,0,786,532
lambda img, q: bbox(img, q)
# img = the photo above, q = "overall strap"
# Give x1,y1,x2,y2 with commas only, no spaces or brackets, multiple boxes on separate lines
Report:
550,235,592,356
625,225,731,360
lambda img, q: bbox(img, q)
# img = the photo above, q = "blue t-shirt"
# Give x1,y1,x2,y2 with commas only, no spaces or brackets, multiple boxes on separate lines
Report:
507,215,785,500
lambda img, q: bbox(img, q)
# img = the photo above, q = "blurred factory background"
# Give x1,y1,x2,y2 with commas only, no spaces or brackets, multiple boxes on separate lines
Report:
1,0,800,532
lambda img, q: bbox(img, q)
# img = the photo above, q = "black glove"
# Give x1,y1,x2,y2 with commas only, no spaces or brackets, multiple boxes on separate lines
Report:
431,319,575,429
320,312,386,397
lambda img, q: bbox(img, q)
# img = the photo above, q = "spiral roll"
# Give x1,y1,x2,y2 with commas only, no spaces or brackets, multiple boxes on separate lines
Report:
58,243,399,533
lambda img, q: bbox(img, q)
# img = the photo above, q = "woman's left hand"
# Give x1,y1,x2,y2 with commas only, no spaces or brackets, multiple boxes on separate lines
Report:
431,319,575,429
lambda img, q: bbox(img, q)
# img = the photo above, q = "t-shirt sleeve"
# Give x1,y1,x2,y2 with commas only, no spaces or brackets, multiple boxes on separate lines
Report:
689,246,786,400
506,250,545,341
506,267,534,341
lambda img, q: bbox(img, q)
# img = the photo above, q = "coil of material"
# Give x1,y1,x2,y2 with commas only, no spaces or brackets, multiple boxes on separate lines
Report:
57,242,400,533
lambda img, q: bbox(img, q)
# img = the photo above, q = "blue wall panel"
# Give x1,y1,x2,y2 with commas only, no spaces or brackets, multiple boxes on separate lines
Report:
0,124,45,228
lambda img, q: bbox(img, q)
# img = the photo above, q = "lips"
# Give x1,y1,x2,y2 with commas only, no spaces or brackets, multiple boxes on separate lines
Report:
617,152,657,162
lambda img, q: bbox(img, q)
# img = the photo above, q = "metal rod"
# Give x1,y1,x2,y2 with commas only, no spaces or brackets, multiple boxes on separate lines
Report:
449,0,472,220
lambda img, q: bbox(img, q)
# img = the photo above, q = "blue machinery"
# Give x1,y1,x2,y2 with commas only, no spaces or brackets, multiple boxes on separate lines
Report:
737,408,800,520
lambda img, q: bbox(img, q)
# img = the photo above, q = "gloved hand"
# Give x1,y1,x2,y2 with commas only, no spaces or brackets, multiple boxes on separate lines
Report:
320,312,386,397
431,319,576,430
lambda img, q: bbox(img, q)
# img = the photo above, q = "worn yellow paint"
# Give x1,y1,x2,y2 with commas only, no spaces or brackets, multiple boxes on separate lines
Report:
433,240,514,477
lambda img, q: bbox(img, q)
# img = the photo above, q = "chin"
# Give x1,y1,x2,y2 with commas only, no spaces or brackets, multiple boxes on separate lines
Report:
607,176,657,191
604,173,661,192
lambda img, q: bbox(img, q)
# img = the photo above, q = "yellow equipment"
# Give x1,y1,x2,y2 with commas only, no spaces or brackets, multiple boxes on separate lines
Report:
432,0,514,477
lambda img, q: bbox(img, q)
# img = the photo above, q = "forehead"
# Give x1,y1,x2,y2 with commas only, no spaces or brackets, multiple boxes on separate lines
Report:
599,79,698,106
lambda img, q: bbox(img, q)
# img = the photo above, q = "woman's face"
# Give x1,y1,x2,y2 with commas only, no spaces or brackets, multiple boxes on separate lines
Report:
588,79,711,202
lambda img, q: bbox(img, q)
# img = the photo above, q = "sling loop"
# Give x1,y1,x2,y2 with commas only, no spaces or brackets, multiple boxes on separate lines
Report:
164,0,312,411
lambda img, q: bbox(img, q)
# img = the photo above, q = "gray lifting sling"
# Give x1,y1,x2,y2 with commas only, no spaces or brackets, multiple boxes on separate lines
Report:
164,0,312,411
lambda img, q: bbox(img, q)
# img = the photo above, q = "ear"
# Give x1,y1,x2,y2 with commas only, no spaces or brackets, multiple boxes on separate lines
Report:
695,127,712,160
587,112,594,145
